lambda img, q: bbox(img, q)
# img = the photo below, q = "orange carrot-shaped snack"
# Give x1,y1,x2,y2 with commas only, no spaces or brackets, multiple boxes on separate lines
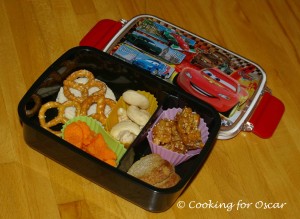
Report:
86,136,105,160
63,120,117,167
64,122,83,148
100,147,117,161
77,121,94,146
104,159,117,167
91,134,117,166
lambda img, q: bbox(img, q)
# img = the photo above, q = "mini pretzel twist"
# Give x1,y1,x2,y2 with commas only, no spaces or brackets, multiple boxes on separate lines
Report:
87,80,107,97
38,101,81,135
63,69,107,103
80,95,116,125
63,80,88,103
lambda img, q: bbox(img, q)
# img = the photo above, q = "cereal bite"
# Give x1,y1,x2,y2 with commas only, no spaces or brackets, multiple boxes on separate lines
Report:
147,107,209,166
152,107,204,154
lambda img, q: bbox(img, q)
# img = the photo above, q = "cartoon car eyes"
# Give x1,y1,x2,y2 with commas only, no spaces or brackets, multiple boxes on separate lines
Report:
203,70,218,79
176,67,248,114
202,69,237,92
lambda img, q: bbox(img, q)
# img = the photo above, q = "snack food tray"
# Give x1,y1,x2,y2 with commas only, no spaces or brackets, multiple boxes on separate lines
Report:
18,46,221,212
80,14,284,139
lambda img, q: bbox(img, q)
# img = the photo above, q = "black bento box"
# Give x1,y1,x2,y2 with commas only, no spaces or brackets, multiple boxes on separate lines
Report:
18,46,221,212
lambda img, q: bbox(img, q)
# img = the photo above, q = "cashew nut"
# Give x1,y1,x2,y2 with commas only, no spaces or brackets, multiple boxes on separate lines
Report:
110,120,141,141
118,130,136,146
117,107,129,122
122,90,150,110
126,105,150,126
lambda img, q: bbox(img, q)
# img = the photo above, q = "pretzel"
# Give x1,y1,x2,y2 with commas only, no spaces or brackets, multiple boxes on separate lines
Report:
63,69,107,103
81,95,116,125
66,69,95,82
63,70,93,102
38,101,81,135
63,79,88,103
87,80,107,96
25,94,42,117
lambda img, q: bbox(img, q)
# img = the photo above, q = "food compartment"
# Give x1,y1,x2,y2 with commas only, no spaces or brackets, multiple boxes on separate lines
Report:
105,89,158,149
18,46,220,212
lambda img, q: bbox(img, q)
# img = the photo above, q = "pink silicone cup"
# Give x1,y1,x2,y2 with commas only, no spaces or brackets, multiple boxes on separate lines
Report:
147,108,209,166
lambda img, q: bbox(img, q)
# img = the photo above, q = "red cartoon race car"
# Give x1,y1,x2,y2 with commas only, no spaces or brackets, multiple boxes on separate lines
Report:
176,67,249,114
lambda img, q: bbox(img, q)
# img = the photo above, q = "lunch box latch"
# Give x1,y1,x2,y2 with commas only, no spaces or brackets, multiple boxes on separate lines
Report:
242,121,254,132
246,87,285,138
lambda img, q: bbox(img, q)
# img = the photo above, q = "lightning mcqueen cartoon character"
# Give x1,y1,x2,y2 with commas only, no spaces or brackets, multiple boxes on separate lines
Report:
176,67,249,113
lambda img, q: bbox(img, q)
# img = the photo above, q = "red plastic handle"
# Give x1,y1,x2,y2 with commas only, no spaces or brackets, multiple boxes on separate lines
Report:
249,92,285,138
80,19,122,50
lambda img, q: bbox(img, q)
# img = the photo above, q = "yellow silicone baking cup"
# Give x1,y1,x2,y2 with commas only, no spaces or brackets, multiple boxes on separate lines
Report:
105,90,158,132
